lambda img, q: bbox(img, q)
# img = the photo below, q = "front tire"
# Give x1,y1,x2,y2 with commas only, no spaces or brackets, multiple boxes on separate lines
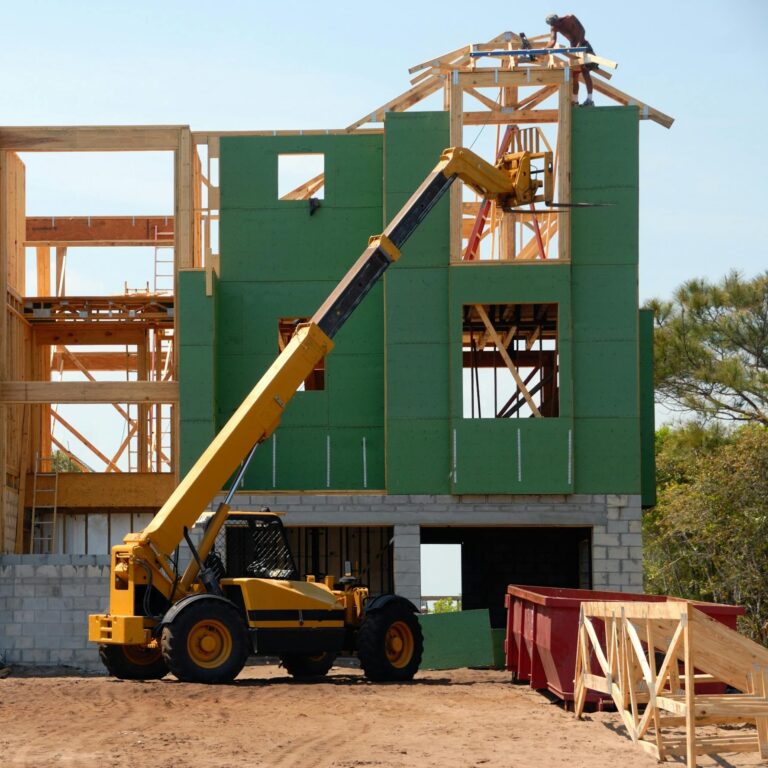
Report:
281,652,337,679
161,598,249,684
358,602,423,682
99,643,168,680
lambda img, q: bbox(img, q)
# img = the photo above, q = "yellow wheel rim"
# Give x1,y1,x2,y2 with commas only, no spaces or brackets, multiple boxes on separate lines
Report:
187,619,233,669
123,644,161,667
385,621,414,669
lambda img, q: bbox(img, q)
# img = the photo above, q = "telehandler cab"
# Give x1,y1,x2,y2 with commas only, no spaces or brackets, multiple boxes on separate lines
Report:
88,146,552,684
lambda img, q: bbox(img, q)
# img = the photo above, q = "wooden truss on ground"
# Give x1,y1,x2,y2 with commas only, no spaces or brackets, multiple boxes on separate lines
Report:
574,600,768,768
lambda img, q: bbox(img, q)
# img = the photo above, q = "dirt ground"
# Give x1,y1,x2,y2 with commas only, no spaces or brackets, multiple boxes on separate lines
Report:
0,664,763,768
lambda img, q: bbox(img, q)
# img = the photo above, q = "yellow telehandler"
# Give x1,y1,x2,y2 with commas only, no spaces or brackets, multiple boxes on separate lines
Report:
88,146,552,683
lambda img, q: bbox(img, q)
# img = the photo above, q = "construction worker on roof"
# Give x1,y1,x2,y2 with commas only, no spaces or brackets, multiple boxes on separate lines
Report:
545,14,596,107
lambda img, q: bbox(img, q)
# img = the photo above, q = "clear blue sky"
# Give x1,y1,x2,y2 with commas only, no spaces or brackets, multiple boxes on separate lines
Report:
2,1,764,579
2,0,766,301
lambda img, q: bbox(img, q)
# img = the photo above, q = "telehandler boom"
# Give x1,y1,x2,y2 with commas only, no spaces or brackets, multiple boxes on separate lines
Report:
88,146,552,683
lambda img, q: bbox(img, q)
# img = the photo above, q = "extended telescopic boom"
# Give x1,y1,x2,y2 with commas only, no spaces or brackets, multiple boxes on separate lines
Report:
131,146,550,557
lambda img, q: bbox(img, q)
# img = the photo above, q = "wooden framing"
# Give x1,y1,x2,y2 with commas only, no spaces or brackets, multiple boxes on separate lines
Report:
26,216,174,247
0,127,190,551
0,381,179,403
23,472,175,509
575,600,768,767
0,126,182,152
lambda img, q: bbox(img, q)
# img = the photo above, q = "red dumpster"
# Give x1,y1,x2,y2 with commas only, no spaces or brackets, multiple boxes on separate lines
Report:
504,585,744,704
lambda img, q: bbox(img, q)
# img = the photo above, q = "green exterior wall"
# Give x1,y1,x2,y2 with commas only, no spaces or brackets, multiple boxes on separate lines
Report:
217,133,385,490
384,112,451,494
448,264,574,493
571,106,642,494
177,106,650,497
639,308,656,506
179,270,217,476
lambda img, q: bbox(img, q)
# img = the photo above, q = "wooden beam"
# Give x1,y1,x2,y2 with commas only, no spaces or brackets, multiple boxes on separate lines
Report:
24,471,175,509
51,350,138,371
35,246,51,294
192,129,384,143
33,325,146,346
26,216,174,247
346,77,443,131
0,153,6,550
0,381,179,403
1,150,26,551
55,247,66,295
0,126,183,151
590,80,674,128
457,70,565,88
176,127,193,270
138,342,149,472
14,405,31,552
463,109,559,125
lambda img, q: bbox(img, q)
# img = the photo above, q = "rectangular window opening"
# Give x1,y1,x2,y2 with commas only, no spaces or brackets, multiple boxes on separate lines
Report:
278,317,324,390
462,302,559,419
278,153,325,201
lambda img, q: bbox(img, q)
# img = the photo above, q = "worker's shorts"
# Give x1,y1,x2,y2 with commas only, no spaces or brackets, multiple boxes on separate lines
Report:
582,40,598,71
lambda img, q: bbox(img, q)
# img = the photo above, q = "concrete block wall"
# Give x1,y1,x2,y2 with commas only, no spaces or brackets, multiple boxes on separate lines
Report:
230,491,646,598
591,494,643,592
393,525,421,606
0,555,109,672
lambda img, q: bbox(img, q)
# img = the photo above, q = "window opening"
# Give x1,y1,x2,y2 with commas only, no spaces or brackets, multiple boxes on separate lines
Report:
462,303,559,418
278,153,325,200
278,317,324,390
420,543,462,613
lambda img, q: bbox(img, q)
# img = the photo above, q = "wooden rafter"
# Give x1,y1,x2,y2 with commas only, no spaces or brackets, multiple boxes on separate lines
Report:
50,437,90,473
51,410,118,473
279,172,325,201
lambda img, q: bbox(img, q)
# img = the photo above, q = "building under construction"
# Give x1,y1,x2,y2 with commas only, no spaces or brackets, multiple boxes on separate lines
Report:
0,32,671,667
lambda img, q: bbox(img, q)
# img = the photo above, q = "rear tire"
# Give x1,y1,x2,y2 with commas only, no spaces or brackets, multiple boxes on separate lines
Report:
161,598,249,684
99,643,167,680
281,652,336,679
358,602,423,682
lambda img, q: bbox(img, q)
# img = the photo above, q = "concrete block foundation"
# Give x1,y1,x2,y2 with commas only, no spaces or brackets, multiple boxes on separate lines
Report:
0,493,643,671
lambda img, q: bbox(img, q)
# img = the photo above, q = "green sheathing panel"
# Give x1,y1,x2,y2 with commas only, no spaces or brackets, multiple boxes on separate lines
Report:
639,309,656,506
449,264,574,493
418,609,495,669
178,270,218,475
218,133,384,490
571,107,641,493
384,112,451,494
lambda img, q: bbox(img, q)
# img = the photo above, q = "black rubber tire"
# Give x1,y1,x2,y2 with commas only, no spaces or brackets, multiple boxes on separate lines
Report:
357,602,423,682
161,598,249,684
99,643,168,680
280,652,337,679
